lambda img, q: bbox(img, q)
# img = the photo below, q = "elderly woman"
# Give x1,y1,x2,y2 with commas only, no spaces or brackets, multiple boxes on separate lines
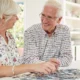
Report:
0,0,59,77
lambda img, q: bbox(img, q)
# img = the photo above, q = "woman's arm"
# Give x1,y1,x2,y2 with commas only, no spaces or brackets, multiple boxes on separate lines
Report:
0,61,57,77
0,64,34,77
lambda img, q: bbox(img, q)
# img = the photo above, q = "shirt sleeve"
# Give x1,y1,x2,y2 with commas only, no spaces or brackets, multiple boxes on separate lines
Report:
56,26,73,67
21,30,44,64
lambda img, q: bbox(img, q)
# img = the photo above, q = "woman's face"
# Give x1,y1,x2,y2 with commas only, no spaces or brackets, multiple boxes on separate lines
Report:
5,15,19,29
0,14,18,31
0,18,5,31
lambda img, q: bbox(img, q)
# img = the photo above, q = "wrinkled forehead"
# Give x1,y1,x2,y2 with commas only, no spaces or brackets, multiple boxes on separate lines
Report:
42,5,58,16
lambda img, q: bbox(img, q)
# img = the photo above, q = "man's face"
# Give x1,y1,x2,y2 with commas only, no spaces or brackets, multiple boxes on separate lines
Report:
41,5,62,33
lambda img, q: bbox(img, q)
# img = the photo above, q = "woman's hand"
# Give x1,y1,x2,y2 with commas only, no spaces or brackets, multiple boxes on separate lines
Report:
32,61,57,75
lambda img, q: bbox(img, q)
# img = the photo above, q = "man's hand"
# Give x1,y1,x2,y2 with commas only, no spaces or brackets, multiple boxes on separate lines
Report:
49,58,60,69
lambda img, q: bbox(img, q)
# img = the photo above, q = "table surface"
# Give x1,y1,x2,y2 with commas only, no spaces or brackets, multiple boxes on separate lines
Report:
0,61,80,80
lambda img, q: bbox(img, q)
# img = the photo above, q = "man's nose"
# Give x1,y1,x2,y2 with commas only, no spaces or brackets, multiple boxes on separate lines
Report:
42,17,49,23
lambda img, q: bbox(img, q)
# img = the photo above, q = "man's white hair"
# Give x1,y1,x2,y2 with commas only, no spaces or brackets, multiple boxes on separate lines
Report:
0,0,20,21
45,0,63,18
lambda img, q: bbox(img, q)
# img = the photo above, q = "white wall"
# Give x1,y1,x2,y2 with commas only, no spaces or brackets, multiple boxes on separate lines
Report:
14,0,24,2
24,0,47,30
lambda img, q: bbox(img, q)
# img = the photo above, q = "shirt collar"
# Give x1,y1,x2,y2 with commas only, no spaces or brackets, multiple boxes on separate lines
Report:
54,24,61,35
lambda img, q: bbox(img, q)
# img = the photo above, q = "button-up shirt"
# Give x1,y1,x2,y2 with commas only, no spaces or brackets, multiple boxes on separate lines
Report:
23,23,72,67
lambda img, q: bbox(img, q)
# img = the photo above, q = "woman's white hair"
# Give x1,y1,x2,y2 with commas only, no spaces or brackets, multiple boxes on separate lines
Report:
45,0,63,18
0,0,20,21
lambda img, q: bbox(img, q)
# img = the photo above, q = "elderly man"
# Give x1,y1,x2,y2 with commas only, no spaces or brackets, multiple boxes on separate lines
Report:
23,0,72,74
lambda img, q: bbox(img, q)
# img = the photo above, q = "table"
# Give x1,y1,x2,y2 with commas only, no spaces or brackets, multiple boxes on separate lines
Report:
0,61,80,80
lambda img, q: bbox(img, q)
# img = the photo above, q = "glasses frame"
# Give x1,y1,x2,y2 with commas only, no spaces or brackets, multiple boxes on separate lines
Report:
39,13,58,21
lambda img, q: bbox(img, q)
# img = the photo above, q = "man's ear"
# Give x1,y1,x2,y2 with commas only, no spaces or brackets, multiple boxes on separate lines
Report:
57,17,62,23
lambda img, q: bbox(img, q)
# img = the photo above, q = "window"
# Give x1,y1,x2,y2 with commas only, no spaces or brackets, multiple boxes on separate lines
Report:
9,2,24,48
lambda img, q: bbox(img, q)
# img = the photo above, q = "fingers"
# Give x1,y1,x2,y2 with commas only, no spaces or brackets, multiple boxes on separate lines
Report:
34,60,59,75
41,62,57,74
49,58,60,70
44,68,51,74
50,58,60,64
33,63,51,74
45,62,57,73
49,58,60,66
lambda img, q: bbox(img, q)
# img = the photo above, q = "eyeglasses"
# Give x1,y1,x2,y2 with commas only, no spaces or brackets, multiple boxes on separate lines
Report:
40,13,58,21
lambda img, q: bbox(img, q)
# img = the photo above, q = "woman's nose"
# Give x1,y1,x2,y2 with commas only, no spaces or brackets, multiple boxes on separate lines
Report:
16,16,19,20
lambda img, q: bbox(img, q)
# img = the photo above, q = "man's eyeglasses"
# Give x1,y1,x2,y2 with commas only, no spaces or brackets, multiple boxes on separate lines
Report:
39,13,58,21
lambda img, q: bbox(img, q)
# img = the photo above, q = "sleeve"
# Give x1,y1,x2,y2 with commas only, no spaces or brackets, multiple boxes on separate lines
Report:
56,26,73,67
21,30,44,64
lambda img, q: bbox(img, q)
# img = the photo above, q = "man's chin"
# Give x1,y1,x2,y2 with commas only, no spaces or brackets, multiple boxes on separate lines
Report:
42,26,49,30
43,29,49,33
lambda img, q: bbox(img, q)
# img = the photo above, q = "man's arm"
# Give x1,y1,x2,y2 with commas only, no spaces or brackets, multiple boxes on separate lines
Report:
50,26,73,67
56,26,73,67
22,30,44,64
